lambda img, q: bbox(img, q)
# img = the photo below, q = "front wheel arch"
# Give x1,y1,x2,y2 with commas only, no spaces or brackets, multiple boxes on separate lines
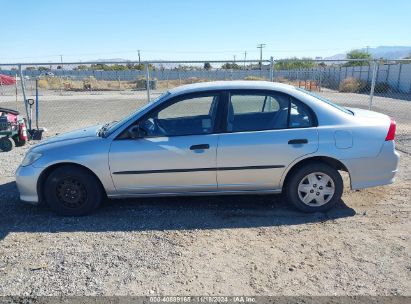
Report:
37,162,107,204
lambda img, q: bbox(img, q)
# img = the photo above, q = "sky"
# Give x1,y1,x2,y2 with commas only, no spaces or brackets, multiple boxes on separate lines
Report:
0,0,410,63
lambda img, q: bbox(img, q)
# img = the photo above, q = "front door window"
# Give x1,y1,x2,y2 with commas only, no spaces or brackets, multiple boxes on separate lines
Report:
139,95,219,137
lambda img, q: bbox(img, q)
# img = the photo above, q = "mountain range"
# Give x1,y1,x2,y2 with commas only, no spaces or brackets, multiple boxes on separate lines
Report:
325,46,411,60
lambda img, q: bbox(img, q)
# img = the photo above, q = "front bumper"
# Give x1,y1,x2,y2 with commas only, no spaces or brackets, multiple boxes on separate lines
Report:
15,164,43,204
344,141,400,190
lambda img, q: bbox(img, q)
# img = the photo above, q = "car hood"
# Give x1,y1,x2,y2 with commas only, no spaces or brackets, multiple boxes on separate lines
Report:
34,124,102,148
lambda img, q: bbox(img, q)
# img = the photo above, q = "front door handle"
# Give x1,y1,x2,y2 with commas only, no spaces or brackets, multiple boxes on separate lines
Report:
190,144,210,150
288,139,308,144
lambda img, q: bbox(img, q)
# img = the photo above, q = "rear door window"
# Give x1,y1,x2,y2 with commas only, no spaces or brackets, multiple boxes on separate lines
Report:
227,91,315,132
227,92,289,132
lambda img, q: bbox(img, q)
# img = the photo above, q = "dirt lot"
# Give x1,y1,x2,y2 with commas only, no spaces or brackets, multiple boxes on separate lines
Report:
0,90,410,296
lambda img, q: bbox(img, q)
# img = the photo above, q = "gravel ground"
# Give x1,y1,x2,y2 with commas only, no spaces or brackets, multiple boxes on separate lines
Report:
0,91,410,296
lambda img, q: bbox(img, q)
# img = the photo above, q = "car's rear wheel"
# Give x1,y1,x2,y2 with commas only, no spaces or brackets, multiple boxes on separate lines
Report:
44,165,102,216
286,162,343,212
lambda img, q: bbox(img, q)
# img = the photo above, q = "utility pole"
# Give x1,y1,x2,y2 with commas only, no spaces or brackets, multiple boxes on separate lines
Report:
59,55,63,96
366,46,370,54
138,50,141,64
257,43,266,70
233,55,236,63
243,51,247,70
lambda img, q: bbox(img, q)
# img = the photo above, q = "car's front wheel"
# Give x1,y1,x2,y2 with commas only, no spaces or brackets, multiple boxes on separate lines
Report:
44,165,103,216
286,162,343,212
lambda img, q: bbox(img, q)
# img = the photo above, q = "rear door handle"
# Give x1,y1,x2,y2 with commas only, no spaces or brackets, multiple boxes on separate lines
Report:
190,144,210,150
288,139,308,144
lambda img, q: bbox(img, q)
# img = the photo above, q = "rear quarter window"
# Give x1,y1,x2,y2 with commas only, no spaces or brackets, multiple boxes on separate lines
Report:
296,88,353,115
289,99,315,128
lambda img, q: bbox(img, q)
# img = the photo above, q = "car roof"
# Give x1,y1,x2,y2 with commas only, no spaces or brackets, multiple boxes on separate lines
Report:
168,80,295,96
163,80,354,126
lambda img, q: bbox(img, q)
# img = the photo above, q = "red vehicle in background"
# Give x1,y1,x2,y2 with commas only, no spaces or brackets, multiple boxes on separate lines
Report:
0,108,28,152
0,74,16,85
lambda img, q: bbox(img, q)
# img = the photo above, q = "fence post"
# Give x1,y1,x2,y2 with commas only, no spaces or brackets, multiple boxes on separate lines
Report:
145,63,151,102
369,60,378,110
359,65,362,80
18,64,31,129
397,64,402,92
59,63,63,96
15,73,18,110
318,68,323,92
386,63,390,83
269,57,274,82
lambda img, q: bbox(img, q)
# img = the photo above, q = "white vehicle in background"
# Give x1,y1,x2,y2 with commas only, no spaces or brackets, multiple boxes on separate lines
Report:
16,81,399,216
39,72,55,77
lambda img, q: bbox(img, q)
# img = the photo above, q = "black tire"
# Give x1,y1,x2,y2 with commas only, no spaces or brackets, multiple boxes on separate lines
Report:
44,165,103,216
286,162,343,213
0,137,15,152
12,135,26,147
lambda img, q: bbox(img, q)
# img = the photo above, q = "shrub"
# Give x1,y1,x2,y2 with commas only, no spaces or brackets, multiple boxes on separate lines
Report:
38,77,62,90
222,63,241,70
339,77,367,93
37,79,49,89
274,57,315,70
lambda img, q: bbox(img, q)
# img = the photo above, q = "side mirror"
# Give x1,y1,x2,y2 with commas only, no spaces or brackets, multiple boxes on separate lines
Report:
128,125,145,139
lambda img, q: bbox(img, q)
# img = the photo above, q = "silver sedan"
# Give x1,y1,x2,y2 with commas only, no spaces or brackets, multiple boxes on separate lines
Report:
16,81,400,215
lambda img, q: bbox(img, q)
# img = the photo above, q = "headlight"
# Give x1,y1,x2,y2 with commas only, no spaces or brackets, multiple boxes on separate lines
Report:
21,152,42,167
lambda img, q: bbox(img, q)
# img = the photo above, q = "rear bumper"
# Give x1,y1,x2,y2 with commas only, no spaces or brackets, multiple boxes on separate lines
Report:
343,141,400,190
15,164,42,205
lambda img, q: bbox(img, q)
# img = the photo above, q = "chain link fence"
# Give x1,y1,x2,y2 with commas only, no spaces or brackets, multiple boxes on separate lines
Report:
0,58,410,153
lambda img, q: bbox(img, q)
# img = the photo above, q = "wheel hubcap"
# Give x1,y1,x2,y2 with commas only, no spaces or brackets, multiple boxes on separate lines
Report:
56,178,87,209
297,172,335,206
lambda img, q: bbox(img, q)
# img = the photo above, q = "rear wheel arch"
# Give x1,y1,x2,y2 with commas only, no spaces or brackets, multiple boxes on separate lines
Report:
281,156,350,192
37,162,107,204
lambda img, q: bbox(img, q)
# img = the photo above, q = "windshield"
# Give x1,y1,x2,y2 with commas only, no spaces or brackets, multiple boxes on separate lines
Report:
100,91,171,137
297,88,353,115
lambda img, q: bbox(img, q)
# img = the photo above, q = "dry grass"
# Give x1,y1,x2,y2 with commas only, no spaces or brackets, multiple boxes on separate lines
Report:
37,75,323,92
156,77,210,90
339,77,368,93
38,76,136,91
243,76,266,81
38,76,212,92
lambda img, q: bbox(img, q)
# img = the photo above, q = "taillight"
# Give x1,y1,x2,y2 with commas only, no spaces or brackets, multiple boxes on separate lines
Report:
385,118,396,141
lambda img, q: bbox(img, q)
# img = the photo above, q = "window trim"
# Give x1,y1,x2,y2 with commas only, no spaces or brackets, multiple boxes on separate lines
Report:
115,90,226,140
223,89,318,134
